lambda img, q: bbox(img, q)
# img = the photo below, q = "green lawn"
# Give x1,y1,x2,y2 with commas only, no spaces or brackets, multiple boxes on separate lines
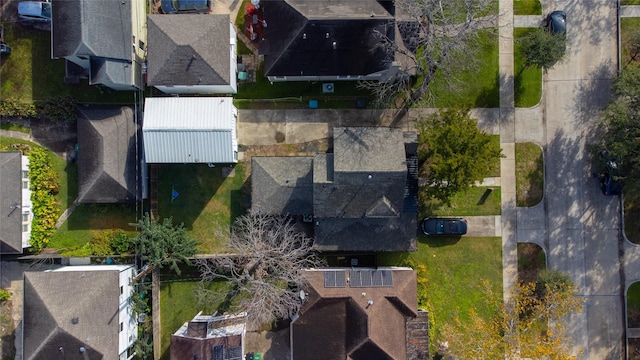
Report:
625,200,640,244
157,163,248,253
421,186,502,218
488,134,502,177
513,0,542,15
160,280,226,360
378,236,503,350
514,28,543,107
622,0,640,5
429,29,500,108
48,203,139,251
515,142,544,207
621,18,640,66
0,23,136,103
0,121,30,133
628,282,640,327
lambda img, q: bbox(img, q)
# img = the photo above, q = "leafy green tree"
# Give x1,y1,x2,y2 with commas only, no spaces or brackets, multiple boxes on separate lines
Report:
590,66,640,198
519,28,567,69
133,214,197,275
440,276,583,359
417,109,503,203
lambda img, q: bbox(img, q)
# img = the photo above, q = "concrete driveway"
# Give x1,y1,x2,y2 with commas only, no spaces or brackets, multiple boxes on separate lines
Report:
539,0,621,358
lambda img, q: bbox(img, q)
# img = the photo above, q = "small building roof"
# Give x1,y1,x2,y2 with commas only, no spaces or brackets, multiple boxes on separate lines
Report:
147,14,234,87
0,152,23,254
23,265,134,360
171,313,246,360
51,0,133,61
143,97,237,164
77,106,140,203
292,268,418,360
260,0,395,78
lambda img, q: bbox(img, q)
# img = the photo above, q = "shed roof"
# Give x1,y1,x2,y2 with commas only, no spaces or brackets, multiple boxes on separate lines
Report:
77,106,139,203
0,152,23,254
147,14,233,87
142,97,237,164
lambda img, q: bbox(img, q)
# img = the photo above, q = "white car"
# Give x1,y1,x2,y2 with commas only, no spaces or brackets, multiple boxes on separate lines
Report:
18,1,51,23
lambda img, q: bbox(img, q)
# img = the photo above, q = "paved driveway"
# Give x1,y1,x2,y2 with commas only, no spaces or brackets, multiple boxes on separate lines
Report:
541,0,621,358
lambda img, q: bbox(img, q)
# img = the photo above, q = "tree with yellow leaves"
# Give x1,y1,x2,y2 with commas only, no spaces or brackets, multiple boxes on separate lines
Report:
440,270,583,359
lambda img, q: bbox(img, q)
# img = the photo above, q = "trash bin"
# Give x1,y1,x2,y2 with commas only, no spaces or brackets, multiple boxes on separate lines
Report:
309,99,318,109
253,352,262,360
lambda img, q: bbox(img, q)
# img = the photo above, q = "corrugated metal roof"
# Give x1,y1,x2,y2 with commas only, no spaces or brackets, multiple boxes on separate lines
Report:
143,97,236,129
143,97,237,163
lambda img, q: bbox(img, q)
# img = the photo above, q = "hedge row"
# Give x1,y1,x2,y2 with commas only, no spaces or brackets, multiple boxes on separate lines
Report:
28,147,60,252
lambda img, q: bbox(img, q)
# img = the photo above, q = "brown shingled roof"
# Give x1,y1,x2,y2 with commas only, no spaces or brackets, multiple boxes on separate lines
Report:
291,268,418,360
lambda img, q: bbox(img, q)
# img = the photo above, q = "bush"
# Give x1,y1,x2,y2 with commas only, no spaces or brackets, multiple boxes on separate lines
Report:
28,147,60,252
38,96,77,123
0,98,37,118
110,230,135,254
0,288,11,302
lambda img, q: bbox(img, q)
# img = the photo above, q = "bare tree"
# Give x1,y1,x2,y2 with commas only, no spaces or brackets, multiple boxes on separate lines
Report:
195,211,325,329
359,0,497,109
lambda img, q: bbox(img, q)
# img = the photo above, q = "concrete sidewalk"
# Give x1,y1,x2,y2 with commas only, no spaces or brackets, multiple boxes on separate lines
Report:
620,5,640,18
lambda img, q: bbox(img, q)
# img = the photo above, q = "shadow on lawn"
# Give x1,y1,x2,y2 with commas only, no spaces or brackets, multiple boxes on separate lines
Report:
418,235,462,247
157,164,228,231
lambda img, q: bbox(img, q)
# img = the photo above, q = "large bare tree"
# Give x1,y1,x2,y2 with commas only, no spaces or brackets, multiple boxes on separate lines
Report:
360,0,497,109
196,211,325,329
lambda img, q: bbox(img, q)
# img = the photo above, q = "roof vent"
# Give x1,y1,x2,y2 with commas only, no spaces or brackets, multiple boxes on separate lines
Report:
325,33,329,39
303,33,307,39
332,41,337,50
370,12,375,17
71,317,79,325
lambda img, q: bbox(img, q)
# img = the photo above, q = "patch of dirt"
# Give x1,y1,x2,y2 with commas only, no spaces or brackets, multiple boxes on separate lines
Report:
0,300,16,360
517,242,545,285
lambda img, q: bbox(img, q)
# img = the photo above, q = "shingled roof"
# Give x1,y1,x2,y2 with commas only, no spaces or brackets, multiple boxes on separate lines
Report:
291,268,418,360
251,157,314,215
147,14,233,87
0,152,23,254
76,106,139,203
23,267,129,360
260,0,395,78
51,0,133,60
250,126,418,252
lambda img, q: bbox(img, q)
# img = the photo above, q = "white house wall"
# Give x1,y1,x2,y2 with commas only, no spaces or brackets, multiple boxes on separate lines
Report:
21,156,32,249
118,265,137,359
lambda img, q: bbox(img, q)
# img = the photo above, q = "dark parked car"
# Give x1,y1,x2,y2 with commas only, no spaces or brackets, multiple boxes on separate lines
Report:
161,0,211,14
421,218,468,236
597,151,623,196
547,10,566,35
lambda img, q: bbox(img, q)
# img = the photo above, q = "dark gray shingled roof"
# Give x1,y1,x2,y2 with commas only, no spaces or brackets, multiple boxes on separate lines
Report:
147,14,232,87
77,106,139,203
251,127,417,252
0,152,23,254
251,157,314,215
260,0,395,78
51,0,133,60
23,270,122,360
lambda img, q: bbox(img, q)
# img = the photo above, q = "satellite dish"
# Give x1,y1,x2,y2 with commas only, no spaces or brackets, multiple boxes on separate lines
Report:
299,290,306,300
